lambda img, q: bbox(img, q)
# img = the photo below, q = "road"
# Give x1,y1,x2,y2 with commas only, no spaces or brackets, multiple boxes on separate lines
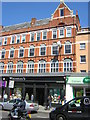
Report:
0,106,49,120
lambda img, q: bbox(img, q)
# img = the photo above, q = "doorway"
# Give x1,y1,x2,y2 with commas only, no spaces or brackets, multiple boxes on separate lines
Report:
25,88,33,100
36,88,44,105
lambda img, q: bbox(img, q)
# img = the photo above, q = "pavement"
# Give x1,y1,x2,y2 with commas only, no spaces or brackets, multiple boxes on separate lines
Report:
38,105,54,113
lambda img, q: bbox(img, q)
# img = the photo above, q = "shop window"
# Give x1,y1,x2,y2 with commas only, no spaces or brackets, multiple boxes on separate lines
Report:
1,49,5,59
65,41,72,54
19,47,24,58
27,61,34,73
42,31,47,40
38,60,46,73
52,29,57,39
10,48,14,58
63,59,73,72
17,61,23,73
40,44,46,56
0,62,4,73
73,88,83,98
52,43,58,55
29,46,34,57
51,59,59,72
7,62,13,73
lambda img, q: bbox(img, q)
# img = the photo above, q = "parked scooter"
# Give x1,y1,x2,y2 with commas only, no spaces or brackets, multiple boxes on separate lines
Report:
9,102,31,120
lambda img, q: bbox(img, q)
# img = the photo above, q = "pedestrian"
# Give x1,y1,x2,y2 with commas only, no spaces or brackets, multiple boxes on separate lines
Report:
31,94,34,102
3,92,8,102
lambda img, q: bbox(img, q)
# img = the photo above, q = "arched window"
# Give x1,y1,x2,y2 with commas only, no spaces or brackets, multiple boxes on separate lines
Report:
50,59,59,72
29,45,34,57
27,61,34,73
9,48,14,58
63,59,73,72
64,41,72,54
17,61,23,73
0,62,4,73
7,62,13,73
38,60,46,73
40,44,46,56
52,43,58,55
1,49,5,59
19,47,24,58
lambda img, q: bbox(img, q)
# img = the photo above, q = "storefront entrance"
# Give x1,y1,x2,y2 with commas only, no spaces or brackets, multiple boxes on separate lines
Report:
25,88,33,100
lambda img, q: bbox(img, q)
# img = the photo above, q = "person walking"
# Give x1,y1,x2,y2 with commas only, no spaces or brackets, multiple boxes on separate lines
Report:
31,94,34,102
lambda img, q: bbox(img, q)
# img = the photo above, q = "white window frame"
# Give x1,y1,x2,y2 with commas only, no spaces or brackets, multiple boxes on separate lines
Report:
19,47,24,58
9,48,14,58
42,31,47,40
38,60,46,73
64,41,72,54
0,37,2,46
60,8,64,17
50,60,59,73
80,70,86,73
66,27,72,37
1,49,5,59
52,29,57,39
21,34,26,43
16,35,20,43
40,44,46,56
59,28,64,38
7,62,13,73
3,37,7,45
80,43,86,50
80,55,86,63
51,43,58,55
0,62,4,73
36,32,41,41
11,36,15,44
63,59,73,72
29,46,34,57
27,61,34,73
17,61,23,73
30,32,34,42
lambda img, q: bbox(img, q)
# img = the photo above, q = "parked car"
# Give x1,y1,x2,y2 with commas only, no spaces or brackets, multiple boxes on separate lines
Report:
50,96,90,120
0,98,39,112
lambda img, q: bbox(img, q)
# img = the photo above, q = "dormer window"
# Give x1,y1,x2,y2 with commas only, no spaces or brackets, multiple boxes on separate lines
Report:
60,9,64,16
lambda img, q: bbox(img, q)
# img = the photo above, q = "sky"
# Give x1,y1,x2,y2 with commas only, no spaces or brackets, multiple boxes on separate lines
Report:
1,2,89,28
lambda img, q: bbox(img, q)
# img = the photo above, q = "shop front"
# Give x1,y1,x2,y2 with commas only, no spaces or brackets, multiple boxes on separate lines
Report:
66,76,90,102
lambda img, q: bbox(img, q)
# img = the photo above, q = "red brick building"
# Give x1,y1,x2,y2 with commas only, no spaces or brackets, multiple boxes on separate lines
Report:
0,1,82,104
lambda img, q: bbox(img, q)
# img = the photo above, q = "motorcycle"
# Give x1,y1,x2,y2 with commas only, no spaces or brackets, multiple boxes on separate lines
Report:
9,102,31,120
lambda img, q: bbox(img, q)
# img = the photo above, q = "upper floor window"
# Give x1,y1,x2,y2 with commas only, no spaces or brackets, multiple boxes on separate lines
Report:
19,47,24,58
3,37,7,45
0,62,4,73
21,34,26,43
42,31,47,40
38,60,46,73
29,46,34,57
37,32,41,41
52,43,58,55
9,48,14,58
66,27,72,37
30,32,34,42
0,37,2,46
17,61,23,73
64,59,73,72
40,44,46,56
60,9,64,16
65,41,72,54
52,29,57,39
1,49,5,59
80,55,86,63
11,36,15,44
59,28,64,38
16,35,20,43
7,62,13,73
80,70,86,73
51,59,59,72
80,43,86,50
27,61,34,73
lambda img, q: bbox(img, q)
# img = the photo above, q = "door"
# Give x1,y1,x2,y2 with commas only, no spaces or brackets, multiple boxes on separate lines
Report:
67,98,83,120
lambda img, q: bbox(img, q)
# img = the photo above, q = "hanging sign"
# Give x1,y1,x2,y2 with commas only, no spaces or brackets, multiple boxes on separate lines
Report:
9,80,14,88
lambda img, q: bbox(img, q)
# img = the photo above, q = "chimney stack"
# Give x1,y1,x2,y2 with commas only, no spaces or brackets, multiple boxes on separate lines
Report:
0,25,3,31
60,0,64,3
31,18,36,27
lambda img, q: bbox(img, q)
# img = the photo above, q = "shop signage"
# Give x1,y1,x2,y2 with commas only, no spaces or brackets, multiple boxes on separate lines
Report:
9,80,14,88
66,77,84,84
83,77,90,83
